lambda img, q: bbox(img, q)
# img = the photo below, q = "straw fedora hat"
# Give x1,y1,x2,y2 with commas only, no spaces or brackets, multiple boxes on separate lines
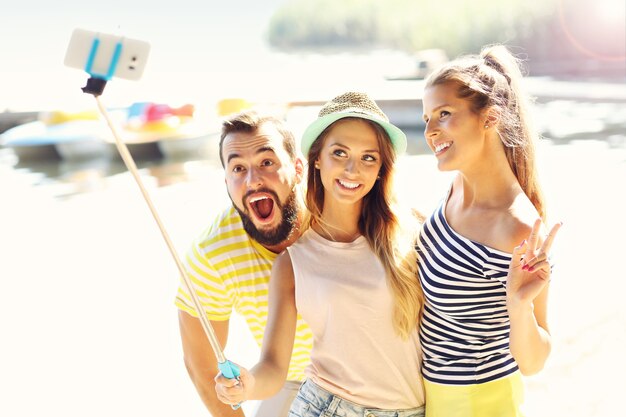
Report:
300,91,407,156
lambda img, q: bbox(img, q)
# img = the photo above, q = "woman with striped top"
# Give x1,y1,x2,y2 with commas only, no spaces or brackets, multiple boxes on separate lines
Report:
418,45,562,416
215,92,426,416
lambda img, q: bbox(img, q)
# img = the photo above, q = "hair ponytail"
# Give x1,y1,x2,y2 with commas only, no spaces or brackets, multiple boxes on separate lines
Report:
426,44,546,220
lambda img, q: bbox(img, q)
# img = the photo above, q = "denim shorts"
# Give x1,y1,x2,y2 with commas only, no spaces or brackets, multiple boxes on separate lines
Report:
288,379,425,417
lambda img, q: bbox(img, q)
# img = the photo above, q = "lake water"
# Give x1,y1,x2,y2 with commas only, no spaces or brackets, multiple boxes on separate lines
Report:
1,117,625,416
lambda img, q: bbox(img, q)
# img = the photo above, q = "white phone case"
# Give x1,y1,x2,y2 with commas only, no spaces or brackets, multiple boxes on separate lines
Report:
64,28,150,81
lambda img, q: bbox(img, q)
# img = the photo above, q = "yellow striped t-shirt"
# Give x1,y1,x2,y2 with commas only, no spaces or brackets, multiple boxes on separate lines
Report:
175,206,312,381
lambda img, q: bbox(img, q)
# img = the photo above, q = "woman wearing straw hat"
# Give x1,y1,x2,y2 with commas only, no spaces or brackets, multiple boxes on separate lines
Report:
418,45,561,416
215,92,426,417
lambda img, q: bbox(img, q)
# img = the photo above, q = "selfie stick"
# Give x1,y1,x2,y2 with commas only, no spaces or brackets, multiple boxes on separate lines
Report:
73,32,241,407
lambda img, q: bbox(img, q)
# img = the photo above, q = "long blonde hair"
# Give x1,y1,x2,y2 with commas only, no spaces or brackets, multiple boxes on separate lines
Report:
305,118,423,339
425,44,546,220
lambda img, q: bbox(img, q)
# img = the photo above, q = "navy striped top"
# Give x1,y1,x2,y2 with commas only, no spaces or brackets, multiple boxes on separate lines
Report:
416,197,518,385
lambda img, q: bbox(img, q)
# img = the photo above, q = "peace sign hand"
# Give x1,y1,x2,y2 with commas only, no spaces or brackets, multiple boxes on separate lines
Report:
507,219,562,308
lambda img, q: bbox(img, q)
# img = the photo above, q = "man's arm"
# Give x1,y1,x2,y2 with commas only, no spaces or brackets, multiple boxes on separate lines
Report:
215,251,297,405
178,310,244,417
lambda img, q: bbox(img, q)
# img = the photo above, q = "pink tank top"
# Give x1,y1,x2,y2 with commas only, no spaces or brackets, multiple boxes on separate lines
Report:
287,229,425,409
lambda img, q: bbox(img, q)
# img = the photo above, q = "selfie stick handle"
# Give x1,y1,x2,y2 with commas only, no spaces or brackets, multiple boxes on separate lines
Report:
93,96,241,408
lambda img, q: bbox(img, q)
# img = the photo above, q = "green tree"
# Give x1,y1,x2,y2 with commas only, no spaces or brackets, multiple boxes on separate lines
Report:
267,0,556,57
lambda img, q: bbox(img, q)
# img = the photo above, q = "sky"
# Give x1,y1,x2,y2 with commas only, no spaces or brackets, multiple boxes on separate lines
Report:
0,0,290,111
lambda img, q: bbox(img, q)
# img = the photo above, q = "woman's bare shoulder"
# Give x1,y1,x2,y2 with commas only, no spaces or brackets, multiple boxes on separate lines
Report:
503,194,543,250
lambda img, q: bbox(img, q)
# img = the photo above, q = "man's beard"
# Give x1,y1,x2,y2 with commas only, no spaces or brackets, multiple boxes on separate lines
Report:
232,187,298,247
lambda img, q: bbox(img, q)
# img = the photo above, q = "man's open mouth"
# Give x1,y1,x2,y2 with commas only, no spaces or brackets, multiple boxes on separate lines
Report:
248,194,276,222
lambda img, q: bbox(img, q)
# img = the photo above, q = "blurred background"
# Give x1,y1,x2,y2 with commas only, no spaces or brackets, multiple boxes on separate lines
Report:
1,1,625,416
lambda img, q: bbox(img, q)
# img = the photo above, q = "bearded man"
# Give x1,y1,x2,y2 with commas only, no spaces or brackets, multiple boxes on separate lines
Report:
176,111,312,417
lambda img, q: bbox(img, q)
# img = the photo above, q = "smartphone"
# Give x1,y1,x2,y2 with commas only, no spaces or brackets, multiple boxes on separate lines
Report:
64,28,150,81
